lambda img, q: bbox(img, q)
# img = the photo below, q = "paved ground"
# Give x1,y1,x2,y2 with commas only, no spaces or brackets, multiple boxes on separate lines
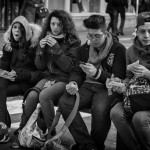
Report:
0,27,135,150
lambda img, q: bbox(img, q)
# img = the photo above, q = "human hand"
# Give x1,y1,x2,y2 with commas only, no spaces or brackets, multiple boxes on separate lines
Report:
40,38,47,48
106,75,125,94
4,42,12,52
79,63,97,77
35,4,38,7
109,81,126,93
66,81,78,95
130,64,150,77
43,80,55,89
46,36,57,47
127,60,139,72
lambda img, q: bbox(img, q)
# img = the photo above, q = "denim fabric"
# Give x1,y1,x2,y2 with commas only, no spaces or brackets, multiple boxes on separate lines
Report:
19,79,48,129
110,102,142,150
39,81,66,132
0,77,33,127
133,111,150,150
59,82,118,150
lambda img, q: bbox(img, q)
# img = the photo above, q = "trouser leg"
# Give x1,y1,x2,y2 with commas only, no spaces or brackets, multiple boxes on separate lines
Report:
133,111,150,150
110,102,141,150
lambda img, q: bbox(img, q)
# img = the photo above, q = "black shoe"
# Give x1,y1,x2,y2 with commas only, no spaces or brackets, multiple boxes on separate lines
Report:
119,29,124,36
47,128,56,140
70,143,97,150
11,136,21,149
70,143,80,150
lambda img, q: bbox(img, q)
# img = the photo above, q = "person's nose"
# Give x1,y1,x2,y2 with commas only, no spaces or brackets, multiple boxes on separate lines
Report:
54,24,58,29
145,31,150,38
15,27,19,32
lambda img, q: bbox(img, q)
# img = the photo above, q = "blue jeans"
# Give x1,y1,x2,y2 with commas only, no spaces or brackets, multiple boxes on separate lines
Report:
39,81,66,131
59,82,119,149
20,79,48,129
110,102,150,150
20,79,66,133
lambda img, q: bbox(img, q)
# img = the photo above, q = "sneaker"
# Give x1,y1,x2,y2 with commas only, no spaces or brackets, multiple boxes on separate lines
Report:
0,122,10,143
11,137,21,149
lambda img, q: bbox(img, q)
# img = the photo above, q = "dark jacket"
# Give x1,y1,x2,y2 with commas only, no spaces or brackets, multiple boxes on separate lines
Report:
20,0,44,15
0,42,42,83
0,17,43,84
106,0,114,14
35,35,81,83
69,36,126,87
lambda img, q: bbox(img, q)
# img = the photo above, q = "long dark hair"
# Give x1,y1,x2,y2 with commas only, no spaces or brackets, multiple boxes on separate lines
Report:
39,10,79,40
10,23,28,60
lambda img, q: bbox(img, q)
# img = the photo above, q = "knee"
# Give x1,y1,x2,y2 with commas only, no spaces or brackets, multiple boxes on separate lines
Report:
39,90,48,104
110,105,125,124
132,112,150,127
26,90,39,102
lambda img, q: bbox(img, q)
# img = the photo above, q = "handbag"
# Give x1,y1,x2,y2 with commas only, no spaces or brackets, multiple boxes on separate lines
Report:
124,76,150,114
18,104,47,149
36,7,49,18
18,92,80,150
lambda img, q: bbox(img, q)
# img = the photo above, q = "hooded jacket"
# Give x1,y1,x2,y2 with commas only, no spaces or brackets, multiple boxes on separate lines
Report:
0,16,43,83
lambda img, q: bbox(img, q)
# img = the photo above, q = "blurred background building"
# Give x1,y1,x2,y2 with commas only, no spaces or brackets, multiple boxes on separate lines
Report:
0,0,136,31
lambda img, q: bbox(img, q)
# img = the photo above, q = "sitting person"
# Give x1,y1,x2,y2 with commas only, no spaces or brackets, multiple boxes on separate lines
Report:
0,15,42,143
12,10,81,149
58,14,126,150
110,12,150,150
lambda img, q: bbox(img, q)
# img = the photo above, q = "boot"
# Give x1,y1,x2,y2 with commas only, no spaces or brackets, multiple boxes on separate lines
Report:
119,28,124,36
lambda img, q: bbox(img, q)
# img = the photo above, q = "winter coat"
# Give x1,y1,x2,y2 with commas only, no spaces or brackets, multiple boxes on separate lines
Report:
0,16,43,83
35,35,81,83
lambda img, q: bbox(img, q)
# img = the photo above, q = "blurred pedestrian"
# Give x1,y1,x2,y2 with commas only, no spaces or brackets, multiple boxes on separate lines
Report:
105,0,114,33
20,0,45,25
71,0,85,12
112,0,128,36
131,0,150,14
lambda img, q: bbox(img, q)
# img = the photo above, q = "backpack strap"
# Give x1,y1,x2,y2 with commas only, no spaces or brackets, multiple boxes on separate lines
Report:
43,92,80,148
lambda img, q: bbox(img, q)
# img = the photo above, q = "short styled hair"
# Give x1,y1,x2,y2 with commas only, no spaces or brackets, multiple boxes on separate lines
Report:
83,15,106,31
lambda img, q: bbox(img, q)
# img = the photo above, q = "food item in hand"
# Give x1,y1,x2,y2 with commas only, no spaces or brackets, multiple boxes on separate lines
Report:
127,60,139,71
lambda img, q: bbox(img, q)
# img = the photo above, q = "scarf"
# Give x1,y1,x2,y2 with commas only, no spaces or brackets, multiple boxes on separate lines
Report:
88,31,113,67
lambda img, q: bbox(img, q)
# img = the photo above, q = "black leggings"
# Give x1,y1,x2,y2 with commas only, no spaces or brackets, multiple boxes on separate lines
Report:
0,77,33,127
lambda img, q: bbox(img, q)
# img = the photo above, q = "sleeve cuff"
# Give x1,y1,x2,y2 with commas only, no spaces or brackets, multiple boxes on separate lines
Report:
94,69,101,80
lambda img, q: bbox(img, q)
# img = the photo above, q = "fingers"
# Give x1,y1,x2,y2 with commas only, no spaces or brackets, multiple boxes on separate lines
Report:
5,43,12,52
47,37,57,47
66,83,78,95
40,38,47,48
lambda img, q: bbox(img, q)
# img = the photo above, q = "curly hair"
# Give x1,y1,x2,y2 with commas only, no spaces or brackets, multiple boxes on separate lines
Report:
39,10,78,40
83,15,106,31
